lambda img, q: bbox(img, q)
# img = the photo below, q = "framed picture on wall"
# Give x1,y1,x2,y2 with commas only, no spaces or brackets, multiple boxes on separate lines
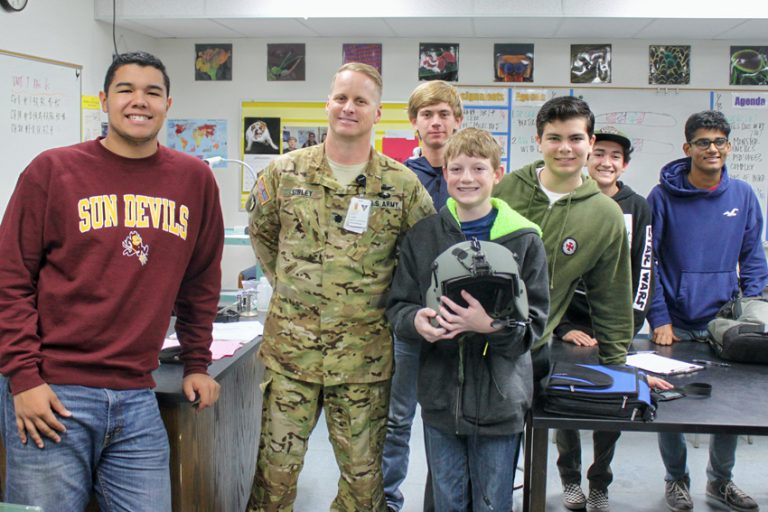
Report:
649,45,690,85
244,117,281,155
418,43,459,82
267,43,306,81
730,46,768,86
194,44,232,81
494,44,534,82
571,44,611,84
342,43,382,74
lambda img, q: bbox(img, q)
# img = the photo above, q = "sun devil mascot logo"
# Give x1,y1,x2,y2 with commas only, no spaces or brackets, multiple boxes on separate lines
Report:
122,230,149,266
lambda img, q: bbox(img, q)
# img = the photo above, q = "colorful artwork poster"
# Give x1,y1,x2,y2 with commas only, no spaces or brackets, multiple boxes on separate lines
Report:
244,117,281,155
419,43,459,82
342,44,382,74
267,44,305,81
649,45,691,85
730,46,768,86
282,126,327,154
166,119,227,164
194,44,232,81
494,44,534,83
571,44,612,84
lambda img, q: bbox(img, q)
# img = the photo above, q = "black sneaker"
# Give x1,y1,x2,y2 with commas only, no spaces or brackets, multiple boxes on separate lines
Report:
563,482,587,510
706,480,759,512
587,488,610,512
665,477,693,512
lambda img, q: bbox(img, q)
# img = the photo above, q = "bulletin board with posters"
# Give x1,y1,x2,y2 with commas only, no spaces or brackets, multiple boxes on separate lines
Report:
240,101,412,209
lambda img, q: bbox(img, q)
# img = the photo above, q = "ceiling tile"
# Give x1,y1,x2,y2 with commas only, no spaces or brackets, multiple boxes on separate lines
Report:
386,17,474,38
555,17,655,39
472,17,564,38
297,18,397,38
713,19,768,40
634,19,747,40
117,19,243,38
213,18,320,38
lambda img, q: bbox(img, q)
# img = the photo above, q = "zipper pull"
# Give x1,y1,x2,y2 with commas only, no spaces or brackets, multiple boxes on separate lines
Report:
570,385,575,392
622,396,628,408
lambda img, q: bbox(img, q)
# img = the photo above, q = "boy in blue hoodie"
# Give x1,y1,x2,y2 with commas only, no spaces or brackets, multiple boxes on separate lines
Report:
648,110,768,512
386,128,549,511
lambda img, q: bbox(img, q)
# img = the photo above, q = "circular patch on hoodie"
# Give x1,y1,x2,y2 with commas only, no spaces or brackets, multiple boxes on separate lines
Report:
561,237,578,256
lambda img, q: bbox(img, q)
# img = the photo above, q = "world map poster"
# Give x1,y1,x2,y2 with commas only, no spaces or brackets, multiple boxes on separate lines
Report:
166,119,228,166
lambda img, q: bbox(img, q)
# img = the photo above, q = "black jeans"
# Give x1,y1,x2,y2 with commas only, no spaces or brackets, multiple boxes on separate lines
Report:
556,429,622,492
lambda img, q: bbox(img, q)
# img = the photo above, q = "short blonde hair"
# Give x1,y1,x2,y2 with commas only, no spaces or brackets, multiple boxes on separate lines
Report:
444,128,502,170
330,63,383,101
407,81,463,121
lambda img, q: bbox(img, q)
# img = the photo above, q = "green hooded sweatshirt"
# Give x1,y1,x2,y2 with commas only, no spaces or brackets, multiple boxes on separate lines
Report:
493,161,632,364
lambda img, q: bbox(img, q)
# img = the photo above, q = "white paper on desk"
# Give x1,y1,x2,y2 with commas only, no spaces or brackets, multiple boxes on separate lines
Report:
626,353,704,375
211,321,263,341
165,321,263,342
162,321,263,361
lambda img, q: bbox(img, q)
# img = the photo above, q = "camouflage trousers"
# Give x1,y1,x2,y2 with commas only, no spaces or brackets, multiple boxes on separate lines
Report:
248,368,390,512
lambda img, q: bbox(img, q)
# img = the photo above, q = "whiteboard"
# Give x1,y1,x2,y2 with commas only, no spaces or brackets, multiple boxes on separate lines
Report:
458,86,566,171
574,88,710,198
0,50,82,216
714,91,768,239
508,88,566,170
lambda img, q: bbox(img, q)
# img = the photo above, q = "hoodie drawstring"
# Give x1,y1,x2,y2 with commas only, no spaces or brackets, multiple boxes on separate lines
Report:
549,193,574,289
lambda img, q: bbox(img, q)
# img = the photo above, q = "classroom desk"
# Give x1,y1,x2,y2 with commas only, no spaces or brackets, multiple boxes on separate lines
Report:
153,333,263,512
0,331,263,512
522,338,768,512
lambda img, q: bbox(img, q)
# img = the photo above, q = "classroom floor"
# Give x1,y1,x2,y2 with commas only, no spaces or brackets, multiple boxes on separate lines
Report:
293,407,767,511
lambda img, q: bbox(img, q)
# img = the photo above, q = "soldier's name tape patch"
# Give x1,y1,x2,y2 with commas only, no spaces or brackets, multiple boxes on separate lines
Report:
286,188,313,197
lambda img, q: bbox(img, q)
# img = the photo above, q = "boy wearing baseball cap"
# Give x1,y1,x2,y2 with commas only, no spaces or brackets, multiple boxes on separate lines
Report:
553,126,656,512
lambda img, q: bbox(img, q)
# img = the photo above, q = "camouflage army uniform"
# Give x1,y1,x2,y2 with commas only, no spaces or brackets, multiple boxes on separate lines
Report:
247,143,434,512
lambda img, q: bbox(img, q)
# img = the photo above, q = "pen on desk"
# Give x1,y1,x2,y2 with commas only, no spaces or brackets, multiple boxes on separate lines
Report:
692,359,730,368
628,350,657,355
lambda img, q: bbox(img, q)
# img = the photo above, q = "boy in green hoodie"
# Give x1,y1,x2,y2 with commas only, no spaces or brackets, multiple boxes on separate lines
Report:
494,96,668,512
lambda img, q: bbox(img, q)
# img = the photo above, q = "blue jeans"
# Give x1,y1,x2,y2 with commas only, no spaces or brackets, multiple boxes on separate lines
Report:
0,378,171,511
673,326,710,343
382,336,421,510
424,424,520,512
658,327,736,483
658,432,737,483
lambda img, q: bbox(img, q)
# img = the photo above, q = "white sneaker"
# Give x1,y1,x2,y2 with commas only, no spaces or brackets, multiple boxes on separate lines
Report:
586,488,610,512
563,482,587,510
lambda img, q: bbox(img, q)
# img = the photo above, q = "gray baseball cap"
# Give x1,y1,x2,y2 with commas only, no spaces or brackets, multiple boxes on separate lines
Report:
595,126,633,155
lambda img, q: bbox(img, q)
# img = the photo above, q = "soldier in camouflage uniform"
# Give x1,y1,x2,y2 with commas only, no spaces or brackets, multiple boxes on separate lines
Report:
246,63,435,512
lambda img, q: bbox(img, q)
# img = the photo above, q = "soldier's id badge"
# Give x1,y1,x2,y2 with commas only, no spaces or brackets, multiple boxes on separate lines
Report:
343,197,372,233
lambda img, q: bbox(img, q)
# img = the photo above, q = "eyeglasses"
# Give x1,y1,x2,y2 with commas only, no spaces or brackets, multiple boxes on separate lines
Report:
688,137,729,149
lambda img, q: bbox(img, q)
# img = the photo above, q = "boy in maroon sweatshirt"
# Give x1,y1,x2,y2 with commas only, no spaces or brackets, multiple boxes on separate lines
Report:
0,52,223,511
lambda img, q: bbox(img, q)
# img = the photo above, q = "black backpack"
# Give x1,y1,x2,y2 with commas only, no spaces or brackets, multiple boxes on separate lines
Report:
543,362,656,422
707,297,768,363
